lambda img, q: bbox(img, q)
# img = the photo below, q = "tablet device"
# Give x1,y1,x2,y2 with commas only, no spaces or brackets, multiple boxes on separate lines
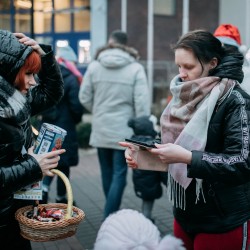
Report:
125,138,157,149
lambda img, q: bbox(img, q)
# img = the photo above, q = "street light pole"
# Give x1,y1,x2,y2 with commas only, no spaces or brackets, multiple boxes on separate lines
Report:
147,0,154,107
30,0,34,38
182,0,189,35
121,0,127,32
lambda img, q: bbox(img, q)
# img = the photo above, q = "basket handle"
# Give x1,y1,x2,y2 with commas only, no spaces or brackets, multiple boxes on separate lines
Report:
50,169,73,219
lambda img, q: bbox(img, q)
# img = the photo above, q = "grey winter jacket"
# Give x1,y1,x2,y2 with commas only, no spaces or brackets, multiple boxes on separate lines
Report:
79,45,150,149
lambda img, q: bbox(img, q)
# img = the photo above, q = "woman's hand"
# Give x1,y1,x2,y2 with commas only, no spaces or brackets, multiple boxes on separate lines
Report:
119,142,138,169
149,143,192,164
28,146,66,176
13,33,46,56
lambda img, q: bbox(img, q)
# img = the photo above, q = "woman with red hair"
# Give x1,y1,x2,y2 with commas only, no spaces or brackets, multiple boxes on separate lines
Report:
0,30,65,249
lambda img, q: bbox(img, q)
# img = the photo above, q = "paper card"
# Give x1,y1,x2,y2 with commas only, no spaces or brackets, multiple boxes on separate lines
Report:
14,181,43,200
131,148,168,172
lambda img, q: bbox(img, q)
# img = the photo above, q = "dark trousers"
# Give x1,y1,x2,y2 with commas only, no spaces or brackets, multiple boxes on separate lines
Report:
97,148,127,219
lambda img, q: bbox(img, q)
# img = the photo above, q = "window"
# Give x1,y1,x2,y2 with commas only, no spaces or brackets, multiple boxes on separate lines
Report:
0,14,11,30
14,0,31,32
0,0,10,10
15,13,31,32
54,0,71,32
14,0,32,10
154,0,175,16
54,0,70,10
74,10,90,32
78,39,91,63
55,12,71,32
34,0,52,33
74,0,90,32
0,0,11,30
55,40,69,56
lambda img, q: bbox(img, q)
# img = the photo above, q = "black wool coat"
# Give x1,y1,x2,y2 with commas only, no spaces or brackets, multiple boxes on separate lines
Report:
0,30,63,227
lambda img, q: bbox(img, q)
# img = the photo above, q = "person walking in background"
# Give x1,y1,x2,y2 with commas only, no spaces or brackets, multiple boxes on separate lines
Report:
0,30,65,250
40,45,84,205
120,30,250,250
79,30,150,219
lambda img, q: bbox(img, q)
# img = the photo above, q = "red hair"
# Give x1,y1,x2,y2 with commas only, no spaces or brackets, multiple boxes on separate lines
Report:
14,51,41,90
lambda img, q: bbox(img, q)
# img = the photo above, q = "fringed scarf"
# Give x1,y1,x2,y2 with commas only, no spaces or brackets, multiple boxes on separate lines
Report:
160,75,236,209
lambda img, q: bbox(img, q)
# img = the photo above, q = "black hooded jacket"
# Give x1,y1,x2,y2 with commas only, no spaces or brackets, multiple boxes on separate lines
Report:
0,30,63,223
174,49,250,234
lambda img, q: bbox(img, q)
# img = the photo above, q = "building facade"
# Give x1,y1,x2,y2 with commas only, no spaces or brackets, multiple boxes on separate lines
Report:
105,0,219,115
0,0,91,65
1,0,249,117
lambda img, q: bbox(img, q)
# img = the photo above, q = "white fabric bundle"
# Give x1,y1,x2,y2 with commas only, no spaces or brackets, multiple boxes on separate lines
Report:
94,209,185,250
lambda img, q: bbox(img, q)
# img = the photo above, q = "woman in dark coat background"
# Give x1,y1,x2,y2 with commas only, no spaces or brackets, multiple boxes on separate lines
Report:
0,30,65,250
41,45,84,205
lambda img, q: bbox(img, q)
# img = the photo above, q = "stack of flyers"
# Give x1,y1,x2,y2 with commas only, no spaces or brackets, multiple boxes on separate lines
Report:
14,181,43,200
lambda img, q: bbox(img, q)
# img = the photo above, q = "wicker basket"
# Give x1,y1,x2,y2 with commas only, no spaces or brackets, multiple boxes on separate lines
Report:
15,169,85,242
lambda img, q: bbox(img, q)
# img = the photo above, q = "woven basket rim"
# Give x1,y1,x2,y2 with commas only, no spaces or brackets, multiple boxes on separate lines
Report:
15,169,85,241
15,203,85,230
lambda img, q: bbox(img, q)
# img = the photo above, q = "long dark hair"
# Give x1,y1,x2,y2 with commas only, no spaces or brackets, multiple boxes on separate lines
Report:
172,30,244,82
172,30,223,71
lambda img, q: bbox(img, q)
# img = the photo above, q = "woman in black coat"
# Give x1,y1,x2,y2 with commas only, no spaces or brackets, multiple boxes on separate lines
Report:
0,30,65,250
121,30,250,249
40,46,84,204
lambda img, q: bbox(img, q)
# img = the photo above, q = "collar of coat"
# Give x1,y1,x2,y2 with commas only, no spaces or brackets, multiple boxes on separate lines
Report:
0,77,30,124
94,43,139,60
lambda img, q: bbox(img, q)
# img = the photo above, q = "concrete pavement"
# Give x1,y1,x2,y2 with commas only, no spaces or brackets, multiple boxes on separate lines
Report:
31,148,174,250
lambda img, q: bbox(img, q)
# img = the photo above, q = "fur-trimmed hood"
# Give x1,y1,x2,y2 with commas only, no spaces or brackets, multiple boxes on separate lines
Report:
0,30,33,83
95,43,140,69
95,43,139,59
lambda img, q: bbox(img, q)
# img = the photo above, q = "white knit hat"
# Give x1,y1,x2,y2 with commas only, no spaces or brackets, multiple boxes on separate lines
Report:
94,209,186,250
56,45,77,62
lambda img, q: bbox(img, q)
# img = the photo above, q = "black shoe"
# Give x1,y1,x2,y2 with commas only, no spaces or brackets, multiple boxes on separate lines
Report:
56,198,77,206
40,191,48,204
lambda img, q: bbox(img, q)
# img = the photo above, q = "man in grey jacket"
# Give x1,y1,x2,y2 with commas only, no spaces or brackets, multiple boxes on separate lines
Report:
79,30,150,219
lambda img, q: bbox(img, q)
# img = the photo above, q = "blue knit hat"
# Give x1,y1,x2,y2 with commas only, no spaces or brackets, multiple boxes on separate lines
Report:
57,45,77,62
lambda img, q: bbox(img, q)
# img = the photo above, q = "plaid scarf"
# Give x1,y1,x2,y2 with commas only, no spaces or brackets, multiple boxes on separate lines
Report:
160,75,235,209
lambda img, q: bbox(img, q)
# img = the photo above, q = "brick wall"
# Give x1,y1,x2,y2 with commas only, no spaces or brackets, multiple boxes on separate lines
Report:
107,0,219,117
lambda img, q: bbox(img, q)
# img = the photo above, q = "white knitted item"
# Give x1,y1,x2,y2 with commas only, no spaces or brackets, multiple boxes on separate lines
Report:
94,209,186,250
